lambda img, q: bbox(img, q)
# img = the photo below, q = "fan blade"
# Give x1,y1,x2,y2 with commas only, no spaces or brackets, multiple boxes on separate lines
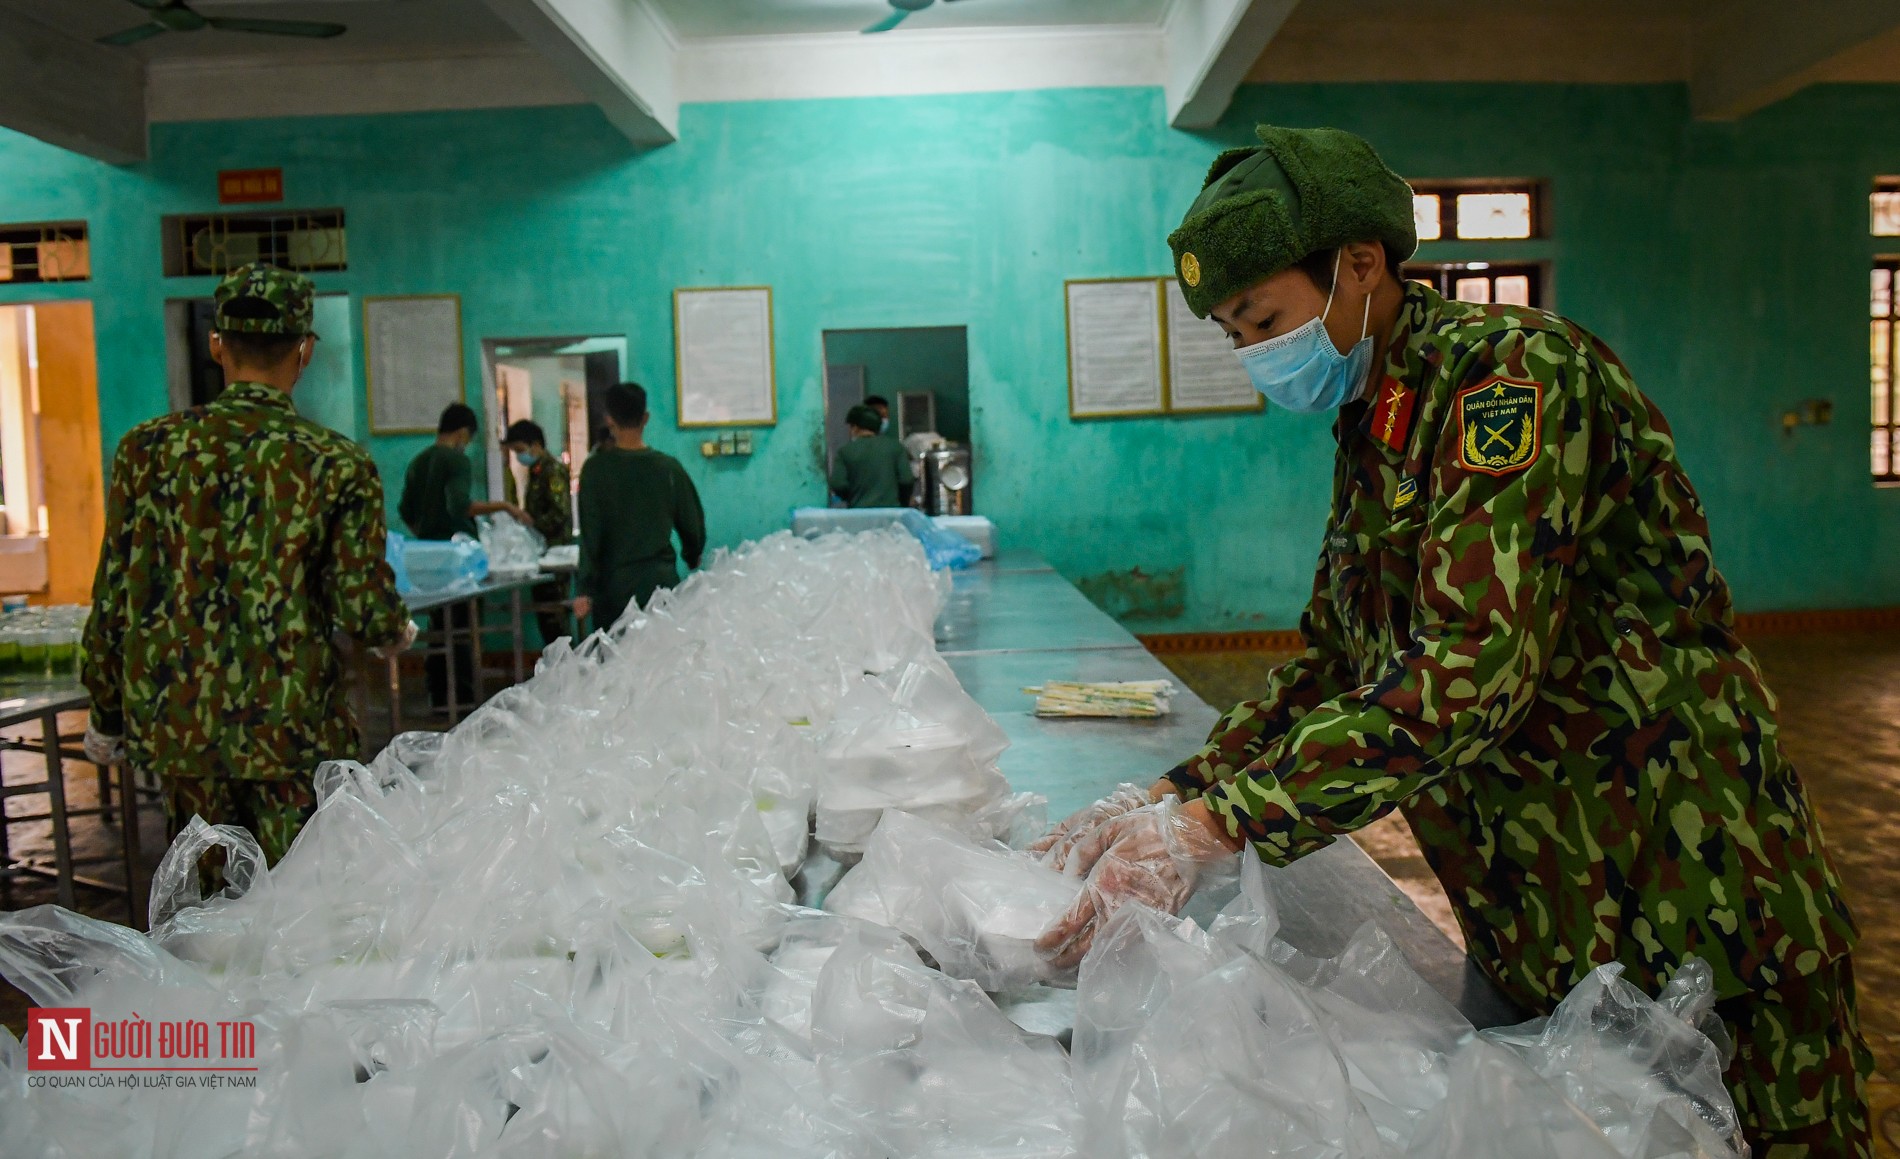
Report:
97,22,169,45
204,16,347,38
862,9,910,33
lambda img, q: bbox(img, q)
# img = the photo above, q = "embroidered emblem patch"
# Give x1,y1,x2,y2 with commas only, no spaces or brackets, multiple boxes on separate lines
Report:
1180,252,1201,288
1393,477,1420,512
1456,377,1542,476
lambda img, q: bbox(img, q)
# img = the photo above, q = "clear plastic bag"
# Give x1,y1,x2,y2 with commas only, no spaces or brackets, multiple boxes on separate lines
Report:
826,809,1084,991
816,657,1011,856
1480,960,1745,1158
478,513,548,576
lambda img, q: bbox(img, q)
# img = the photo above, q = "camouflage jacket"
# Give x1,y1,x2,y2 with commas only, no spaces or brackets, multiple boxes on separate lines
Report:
523,456,572,546
83,381,410,782
1165,283,1857,1011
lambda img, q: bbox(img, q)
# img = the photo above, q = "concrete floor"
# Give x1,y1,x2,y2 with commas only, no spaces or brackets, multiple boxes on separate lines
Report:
1158,632,1900,1152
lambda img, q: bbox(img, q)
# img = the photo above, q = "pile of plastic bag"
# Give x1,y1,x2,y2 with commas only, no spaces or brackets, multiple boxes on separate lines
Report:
478,513,548,577
0,528,1746,1158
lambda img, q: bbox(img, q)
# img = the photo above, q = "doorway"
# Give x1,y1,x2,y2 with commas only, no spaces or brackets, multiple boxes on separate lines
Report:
477,337,625,523
820,325,970,494
0,302,105,605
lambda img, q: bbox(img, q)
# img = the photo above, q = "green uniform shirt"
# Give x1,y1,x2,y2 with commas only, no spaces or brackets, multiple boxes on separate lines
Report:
82,381,410,782
1165,283,1856,1013
830,434,914,508
399,442,477,540
577,447,706,620
522,456,572,546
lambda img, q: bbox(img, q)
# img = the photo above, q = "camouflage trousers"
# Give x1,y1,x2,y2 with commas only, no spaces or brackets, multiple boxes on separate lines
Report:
1716,955,1875,1158
162,776,315,889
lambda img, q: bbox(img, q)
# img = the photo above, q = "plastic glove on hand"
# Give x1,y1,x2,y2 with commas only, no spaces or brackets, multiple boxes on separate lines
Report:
1028,783,1153,873
371,619,420,660
1035,797,1239,970
83,725,125,767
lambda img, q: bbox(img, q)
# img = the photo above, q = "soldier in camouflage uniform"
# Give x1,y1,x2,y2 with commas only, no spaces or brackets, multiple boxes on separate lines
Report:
81,264,413,871
501,418,573,646
1034,126,1872,1155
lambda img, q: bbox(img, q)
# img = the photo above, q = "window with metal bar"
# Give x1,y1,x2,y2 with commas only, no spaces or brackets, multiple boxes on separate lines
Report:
1873,259,1899,482
0,222,90,283
161,208,346,277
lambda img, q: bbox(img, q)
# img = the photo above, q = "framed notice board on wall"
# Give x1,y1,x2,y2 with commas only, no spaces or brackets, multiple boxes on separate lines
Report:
1065,278,1166,419
1064,277,1261,419
1162,280,1260,414
674,286,776,427
364,294,463,434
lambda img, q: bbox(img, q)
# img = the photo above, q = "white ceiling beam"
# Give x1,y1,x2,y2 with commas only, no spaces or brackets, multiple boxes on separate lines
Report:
1692,0,1900,120
1165,0,1301,130
0,8,146,164
477,0,678,147
675,26,1163,105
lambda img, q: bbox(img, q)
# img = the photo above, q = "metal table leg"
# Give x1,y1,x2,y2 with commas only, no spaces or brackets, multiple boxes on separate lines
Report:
387,649,403,738
40,708,73,908
118,761,145,929
444,605,460,723
511,586,526,684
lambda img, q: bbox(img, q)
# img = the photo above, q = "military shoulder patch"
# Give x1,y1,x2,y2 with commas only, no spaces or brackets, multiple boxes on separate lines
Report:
1366,375,1417,454
1454,377,1543,476
1393,476,1420,512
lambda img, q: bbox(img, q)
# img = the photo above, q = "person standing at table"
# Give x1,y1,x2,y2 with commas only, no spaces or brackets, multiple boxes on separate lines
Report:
398,402,529,708
500,418,573,647
80,263,413,869
1032,124,1870,1154
830,404,914,508
572,383,706,632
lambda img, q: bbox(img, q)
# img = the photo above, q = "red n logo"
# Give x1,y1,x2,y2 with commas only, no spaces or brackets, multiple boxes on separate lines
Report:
26,1008,90,1070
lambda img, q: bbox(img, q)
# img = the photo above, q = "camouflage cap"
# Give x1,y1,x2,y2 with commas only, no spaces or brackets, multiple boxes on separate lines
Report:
1167,124,1417,318
212,263,315,336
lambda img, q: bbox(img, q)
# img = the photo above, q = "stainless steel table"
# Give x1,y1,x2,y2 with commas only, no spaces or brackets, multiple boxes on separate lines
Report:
0,683,154,926
384,571,552,734
937,551,1524,1029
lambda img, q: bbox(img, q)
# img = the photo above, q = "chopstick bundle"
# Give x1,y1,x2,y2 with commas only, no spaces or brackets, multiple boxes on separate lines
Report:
1025,680,1175,718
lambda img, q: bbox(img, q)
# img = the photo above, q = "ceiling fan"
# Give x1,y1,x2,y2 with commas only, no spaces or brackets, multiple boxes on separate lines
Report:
96,0,347,47
863,0,977,35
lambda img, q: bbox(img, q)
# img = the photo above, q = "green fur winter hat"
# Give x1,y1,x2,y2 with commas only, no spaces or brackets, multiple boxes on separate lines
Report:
1168,124,1417,318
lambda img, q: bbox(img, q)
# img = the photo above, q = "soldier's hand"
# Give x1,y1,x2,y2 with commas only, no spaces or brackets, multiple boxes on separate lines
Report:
1035,797,1241,970
371,619,419,660
1029,783,1161,874
83,726,125,767
570,596,593,621
508,505,532,526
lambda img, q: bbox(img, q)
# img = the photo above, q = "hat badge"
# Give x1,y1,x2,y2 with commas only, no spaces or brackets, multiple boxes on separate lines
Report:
1180,252,1201,288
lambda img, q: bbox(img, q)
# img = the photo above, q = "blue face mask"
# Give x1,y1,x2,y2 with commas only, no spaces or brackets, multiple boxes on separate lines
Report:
1233,251,1375,414
514,451,536,467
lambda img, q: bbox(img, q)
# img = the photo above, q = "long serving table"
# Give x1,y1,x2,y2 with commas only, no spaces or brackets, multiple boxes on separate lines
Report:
0,683,156,926
381,571,555,736
937,548,1524,1030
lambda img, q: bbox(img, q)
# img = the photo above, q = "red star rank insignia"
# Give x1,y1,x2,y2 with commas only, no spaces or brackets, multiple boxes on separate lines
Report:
1456,377,1543,476
1367,376,1416,453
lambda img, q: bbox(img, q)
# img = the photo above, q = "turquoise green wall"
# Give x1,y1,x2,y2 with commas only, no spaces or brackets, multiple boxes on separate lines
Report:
2,83,1897,628
824,327,972,442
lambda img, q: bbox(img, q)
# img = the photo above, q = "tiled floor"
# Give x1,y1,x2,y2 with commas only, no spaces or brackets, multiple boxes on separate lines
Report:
1158,633,1900,1153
